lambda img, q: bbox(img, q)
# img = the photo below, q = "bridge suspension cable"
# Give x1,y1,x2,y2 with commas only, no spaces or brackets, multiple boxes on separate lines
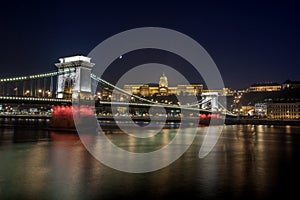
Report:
217,102,237,117
91,74,167,105
181,98,212,108
0,70,223,114
91,73,215,109
0,69,75,82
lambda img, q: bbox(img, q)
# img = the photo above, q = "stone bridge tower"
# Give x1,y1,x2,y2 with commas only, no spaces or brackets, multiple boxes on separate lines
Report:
201,92,219,112
55,55,95,100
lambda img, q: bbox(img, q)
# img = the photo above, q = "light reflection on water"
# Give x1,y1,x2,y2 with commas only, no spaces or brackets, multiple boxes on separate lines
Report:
0,123,300,199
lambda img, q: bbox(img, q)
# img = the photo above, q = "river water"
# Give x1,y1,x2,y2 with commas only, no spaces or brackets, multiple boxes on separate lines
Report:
0,120,300,200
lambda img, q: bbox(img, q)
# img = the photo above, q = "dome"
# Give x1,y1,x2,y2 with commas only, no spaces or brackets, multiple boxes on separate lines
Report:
159,73,168,88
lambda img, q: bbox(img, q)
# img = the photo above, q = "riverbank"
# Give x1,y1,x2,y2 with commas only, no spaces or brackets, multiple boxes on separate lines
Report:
1,115,300,127
0,114,51,119
225,118,300,126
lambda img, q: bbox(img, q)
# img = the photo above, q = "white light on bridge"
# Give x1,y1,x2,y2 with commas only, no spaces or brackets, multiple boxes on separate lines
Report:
59,55,91,63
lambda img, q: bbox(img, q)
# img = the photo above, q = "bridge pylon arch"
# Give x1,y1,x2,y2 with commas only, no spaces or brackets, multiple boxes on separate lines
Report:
201,92,218,112
55,55,95,100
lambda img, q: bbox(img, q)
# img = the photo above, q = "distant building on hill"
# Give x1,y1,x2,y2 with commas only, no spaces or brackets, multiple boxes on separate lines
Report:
124,73,203,97
232,79,300,117
248,82,281,92
282,80,300,90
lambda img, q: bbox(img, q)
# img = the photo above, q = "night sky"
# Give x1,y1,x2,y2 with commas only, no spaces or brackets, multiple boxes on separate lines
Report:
0,0,299,89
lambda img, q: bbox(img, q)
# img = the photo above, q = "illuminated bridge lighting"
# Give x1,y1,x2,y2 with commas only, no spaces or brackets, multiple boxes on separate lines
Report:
99,101,210,112
0,69,237,117
0,69,76,82
0,96,71,103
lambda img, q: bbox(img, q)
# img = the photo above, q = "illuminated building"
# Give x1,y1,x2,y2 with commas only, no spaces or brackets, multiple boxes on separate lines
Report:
254,103,268,116
123,74,203,97
267,101,300,119
240,105,254,116
202,88,231,96
159,73,168,95
248,82,281,92
282,80,300,90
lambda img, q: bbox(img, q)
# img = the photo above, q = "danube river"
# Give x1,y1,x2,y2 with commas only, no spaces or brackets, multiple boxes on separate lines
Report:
0,119,300,199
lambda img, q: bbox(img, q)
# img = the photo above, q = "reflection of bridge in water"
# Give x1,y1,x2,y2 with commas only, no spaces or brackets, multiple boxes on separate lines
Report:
0,55,236,128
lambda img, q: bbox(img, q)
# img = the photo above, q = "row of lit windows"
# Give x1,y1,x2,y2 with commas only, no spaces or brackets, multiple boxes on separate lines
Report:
270,106,300,108
270,109,300,112
271,117,300,119
272,113,299,116
271,112,300,114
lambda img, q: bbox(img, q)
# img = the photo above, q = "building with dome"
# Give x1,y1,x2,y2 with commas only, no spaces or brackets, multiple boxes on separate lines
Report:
159,73,168,87
124,73,203,97
159,73,168,95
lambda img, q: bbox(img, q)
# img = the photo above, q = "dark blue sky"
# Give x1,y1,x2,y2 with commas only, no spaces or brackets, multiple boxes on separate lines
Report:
0,0,299,89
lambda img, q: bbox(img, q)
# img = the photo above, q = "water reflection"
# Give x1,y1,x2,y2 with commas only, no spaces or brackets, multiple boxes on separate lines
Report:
0,125,300,199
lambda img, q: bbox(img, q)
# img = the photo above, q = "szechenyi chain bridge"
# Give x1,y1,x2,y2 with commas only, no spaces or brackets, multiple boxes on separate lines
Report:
0,55,236,128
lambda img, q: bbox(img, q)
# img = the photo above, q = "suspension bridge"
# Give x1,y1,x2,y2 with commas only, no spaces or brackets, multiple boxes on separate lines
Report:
0,55,236,128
